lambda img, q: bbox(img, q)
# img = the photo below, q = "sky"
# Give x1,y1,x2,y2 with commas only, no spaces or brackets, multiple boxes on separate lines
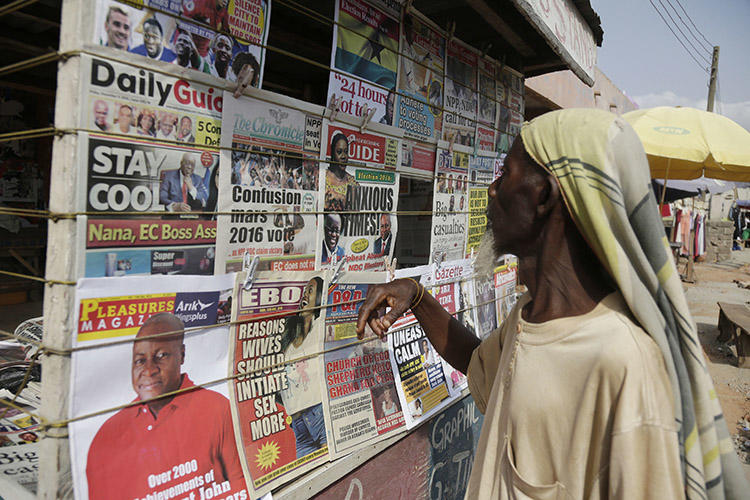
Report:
590,0,750,130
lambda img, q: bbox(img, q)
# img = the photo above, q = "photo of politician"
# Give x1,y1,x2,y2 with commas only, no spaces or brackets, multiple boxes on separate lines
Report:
85,313,245,499
160,153,209,213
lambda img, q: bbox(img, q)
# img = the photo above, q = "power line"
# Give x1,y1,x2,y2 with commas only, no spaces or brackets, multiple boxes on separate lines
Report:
670,0,714,51
655,0,712,64
662,0,713,56
649,0,710,73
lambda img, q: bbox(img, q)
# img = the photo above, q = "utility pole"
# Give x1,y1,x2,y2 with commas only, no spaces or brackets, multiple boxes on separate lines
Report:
706,46,720,112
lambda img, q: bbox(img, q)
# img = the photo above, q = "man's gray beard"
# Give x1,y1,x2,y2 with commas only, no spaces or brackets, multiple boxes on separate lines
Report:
473,229,498,278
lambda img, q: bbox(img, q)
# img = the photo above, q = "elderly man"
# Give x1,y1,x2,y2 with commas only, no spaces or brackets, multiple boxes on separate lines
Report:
321,213,345,264
86,313,245,499
160,153,208,212
357,109,746,499
102,4,130,50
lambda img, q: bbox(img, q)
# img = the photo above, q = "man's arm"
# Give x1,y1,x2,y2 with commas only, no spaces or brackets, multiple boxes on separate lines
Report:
356,279,480,373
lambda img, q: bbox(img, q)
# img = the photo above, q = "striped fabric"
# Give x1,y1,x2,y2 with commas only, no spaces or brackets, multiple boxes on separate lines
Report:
520,109,747,500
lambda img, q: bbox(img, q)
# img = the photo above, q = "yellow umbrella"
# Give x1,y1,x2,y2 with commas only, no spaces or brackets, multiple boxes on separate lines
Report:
623,106,750,182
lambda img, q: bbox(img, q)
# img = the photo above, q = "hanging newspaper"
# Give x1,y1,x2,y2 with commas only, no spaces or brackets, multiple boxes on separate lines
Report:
79,54,223,278
476,58,497,154
386,265,462,428
79,132,219,277
0,443,38,493
494,262,518,326
465,154,497,256
399,138,437,178
319,121,399,271
430,145,469,264
216,94,322,273
322,273,405,457
395,10,445,142
228,271,329,496
327,0,399,125
69,274,247,500
442,39,477,147
92,0,271,86
423,258,475,395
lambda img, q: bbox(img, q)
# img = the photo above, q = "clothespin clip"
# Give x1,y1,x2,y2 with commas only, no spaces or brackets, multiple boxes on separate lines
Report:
330,256,347,286
241,251,260,291
447,21,456,43
448,131,457,153
327,94,341,122
385,256,398,281
481,43,493,59
359,104,375,133
233,64,254,99
404,0,414,15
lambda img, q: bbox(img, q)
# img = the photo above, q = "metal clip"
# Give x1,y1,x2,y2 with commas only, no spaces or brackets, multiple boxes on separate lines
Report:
330,256,347,286
233,64,254,99
241,252,260,291
327,94,342,122
359,104,375,133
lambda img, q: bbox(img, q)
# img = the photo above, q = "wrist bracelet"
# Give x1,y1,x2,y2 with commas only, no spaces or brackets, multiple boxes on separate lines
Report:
404,277,425,310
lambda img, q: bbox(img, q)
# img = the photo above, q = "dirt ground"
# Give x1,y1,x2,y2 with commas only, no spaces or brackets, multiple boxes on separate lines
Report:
682,249,750,481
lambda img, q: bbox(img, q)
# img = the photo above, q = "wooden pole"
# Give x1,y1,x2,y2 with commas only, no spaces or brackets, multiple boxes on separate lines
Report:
659,158,671,210
706,46,720,112
39,0,82,497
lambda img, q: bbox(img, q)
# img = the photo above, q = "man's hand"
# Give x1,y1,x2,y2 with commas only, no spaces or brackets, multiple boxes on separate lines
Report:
184,175,194,190
356,279,418,339
172,202,191,212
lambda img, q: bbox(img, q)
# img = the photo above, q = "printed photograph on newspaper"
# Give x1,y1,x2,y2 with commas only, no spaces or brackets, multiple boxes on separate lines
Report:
216,94,321,273
430,145,469,264
399,138,436,177
476,58,497,154
92,0,271,86
80,132,219,277
327,0,399,124
442,39,477,147
465,154,496,257
386,265,459,428
494,262,518,328
228,271,329,496
69,274,245,500
322,273,404,457
395,11,444,142
319,121,399,272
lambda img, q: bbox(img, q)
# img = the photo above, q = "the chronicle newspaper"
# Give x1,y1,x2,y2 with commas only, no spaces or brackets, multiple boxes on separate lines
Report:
78,54,222,278
322,273,405,457
216,94,322,273
69,274,246,500
92,0,270,86
319,121,400,271
328,0,399,125
228,271,329,496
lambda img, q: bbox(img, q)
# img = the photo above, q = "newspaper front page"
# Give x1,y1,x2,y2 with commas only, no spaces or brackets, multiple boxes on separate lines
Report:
430,145,469,264
79,54,222,277
465,154,497,257
322,273,405,457
69,274,246,500
319,122,399,271
92,0,270,86
476,57,497,154
442,39,477,147
328,0,399,125
216,94,322,273
228,271,329,496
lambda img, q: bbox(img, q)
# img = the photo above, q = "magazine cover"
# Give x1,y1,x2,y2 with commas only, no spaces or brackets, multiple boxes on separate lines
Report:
69,274,245,500
228,271,329,496
92,0,271,85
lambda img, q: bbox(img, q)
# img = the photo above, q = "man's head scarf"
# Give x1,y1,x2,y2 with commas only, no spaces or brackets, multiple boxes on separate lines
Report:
521,108,746,500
